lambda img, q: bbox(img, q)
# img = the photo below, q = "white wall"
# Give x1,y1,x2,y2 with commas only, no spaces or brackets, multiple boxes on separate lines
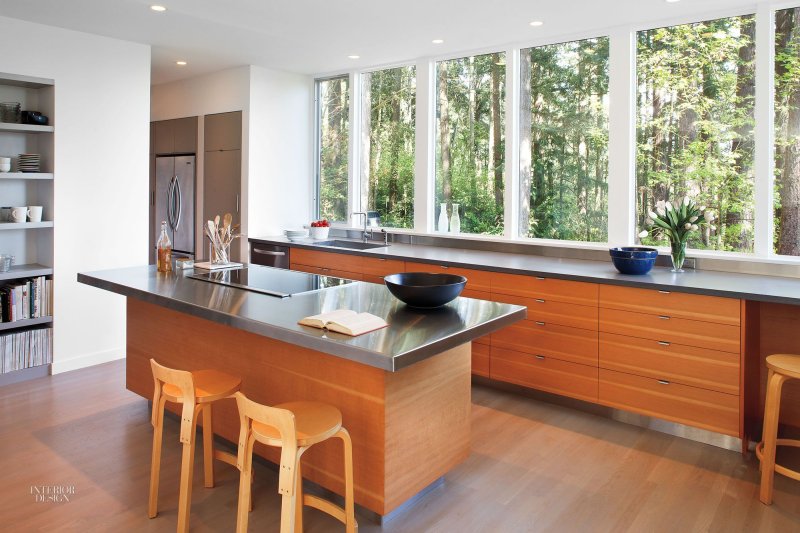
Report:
248,66,313,237
151,65,313,256
0,16,151,373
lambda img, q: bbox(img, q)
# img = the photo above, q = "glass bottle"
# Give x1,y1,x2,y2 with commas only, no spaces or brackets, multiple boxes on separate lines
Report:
156,220,173,272
450,203,461,233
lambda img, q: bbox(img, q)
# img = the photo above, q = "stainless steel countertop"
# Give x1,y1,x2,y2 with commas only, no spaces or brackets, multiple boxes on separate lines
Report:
77,266,526,371
250,237,800,305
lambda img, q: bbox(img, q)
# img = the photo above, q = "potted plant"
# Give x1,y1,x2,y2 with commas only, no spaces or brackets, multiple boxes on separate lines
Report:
638,197,715,272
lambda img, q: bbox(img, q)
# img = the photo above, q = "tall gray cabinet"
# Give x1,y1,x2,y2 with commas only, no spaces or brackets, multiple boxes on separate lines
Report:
203,111,242,262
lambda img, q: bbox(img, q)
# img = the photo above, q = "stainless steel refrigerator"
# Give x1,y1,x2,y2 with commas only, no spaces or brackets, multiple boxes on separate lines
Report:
154,155,195,259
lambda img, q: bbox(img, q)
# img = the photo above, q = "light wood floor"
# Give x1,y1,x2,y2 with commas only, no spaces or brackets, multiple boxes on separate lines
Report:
1,360,799,532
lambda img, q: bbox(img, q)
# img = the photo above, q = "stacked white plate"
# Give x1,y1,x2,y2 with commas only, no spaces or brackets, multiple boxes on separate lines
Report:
17,153,40,173
284,228,308,242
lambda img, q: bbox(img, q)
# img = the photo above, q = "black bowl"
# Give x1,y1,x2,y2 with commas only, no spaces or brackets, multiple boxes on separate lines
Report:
383,272,467,308
609,247,658,275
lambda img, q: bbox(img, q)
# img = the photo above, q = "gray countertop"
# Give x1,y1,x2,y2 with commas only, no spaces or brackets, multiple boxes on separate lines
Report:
250,236,800,305
78,266,526,371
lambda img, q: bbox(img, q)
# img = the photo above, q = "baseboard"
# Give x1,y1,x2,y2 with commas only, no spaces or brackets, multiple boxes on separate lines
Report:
50,348,125,374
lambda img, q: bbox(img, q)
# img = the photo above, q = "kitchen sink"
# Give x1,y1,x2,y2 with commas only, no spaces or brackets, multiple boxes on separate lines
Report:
314,240,389,250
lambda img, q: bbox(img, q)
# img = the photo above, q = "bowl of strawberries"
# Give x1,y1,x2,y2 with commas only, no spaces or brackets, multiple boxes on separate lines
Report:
309,219,330,240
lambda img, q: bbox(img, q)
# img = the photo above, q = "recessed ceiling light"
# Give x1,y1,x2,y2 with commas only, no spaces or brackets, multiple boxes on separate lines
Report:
176,61,187,66
348,55,360,59
665,0,680,3
432,39,444,44
529,20,544,27
150,5,167,12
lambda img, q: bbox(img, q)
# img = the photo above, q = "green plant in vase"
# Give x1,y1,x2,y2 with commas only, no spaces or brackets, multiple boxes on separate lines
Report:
638,197,715,272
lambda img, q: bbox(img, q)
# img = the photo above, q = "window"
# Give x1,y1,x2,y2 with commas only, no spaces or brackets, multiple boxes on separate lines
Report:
519,37,609,242
360,66,416,229
435,53,506,235
775,7,800,255
316,76,350,223
636,15,756,253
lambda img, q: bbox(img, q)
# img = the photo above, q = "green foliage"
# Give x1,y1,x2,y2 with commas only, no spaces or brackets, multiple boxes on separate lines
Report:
318,77,350,222
363,66,416,229
436,53,505,235
636,15,756,252
521,37,609,242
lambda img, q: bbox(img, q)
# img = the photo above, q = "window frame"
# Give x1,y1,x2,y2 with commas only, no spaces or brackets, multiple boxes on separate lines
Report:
311,2,800,264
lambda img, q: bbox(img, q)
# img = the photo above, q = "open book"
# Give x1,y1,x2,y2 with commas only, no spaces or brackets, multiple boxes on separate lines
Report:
298,309,388,337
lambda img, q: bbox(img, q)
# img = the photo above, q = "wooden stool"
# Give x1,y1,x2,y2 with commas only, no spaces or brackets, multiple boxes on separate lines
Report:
233,392,357,533
149,359,242,532
756,354,800,505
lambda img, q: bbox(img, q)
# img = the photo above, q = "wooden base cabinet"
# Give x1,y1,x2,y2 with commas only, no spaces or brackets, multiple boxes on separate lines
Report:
598,369,739,436
491,347,598,403
472,342,490,378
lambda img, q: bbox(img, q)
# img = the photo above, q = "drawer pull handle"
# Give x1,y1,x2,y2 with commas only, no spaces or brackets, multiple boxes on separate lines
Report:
658,341,671,346
535,355,545,360
658,315,671,320
320,268,330,272
535,321,546,326
253,249,286,256
535,276,545,280
535,298,545,303
657,379,670,385
658,290,671,294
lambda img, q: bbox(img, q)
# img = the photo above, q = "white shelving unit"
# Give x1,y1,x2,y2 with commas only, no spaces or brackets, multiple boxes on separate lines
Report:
0,72,54,386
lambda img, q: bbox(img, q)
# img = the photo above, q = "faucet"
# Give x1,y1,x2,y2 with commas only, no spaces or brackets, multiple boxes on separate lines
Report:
352,212,372,243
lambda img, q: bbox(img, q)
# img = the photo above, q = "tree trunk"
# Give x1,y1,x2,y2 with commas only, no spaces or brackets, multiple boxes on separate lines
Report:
438,64,453,215
778,9,800,255
491,53,504,213
360,73,372,213
727,15,755,250
519,51,532,236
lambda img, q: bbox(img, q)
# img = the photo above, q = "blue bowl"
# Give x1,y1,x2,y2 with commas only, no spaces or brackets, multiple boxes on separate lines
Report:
609,247,658,275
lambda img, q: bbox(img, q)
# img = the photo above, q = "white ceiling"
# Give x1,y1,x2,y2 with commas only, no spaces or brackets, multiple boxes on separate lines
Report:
0,0,765,85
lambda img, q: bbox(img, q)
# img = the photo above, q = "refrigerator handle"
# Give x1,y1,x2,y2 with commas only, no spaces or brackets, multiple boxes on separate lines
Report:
166,176,174,229
174,175,182,230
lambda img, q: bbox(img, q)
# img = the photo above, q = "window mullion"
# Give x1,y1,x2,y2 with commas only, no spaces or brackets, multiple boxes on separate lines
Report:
414,58,435,233
347,71,361,226
504,47,520,238
753,4,775,257
607,26,636,246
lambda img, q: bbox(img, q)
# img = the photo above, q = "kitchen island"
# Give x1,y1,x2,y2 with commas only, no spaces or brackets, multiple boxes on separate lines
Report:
78,265,526,517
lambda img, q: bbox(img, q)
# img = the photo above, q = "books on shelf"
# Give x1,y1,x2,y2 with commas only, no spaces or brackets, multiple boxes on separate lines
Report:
0,276,52,323
0,326,52,373
298,309,388,337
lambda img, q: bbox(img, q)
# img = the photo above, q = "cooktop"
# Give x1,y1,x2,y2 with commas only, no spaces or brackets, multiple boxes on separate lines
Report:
188,264,355,298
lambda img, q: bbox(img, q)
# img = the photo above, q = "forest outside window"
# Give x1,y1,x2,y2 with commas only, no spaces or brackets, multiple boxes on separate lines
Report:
360,66,416,229
775,7,800,256
519,37,609,242
435,52,506,235
317,76,350,223
636,15,756,253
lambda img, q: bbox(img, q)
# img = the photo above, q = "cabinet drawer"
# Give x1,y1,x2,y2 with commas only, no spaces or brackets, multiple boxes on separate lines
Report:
492,292,597,331
406,261,492,293
472,342,490,377
599,369,739,436
599,332,739,395
291,248,363,273
599,307,739,354
290,263,363,281
491,347,598,402
599,285,740,326
491,273,598,306
492,320,598,367
361,257,405,278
